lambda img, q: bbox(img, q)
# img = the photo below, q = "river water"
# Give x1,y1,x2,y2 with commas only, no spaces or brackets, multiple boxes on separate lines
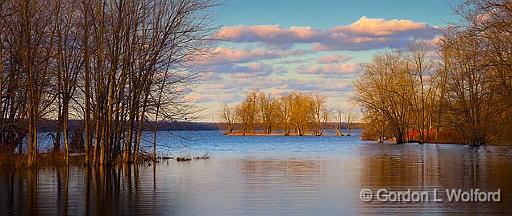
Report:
1,130,512,215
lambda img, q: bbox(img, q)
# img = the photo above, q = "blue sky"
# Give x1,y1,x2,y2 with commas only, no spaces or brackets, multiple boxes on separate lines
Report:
215,0,460,27
192,0,462,121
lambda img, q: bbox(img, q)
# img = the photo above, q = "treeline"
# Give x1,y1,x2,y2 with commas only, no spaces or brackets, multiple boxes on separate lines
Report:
0,0,215,167
221,91,356,136
36,120,219,132
356,0,512,145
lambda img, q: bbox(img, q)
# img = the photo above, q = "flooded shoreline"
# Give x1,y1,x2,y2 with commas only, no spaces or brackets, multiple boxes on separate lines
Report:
2,132,512,215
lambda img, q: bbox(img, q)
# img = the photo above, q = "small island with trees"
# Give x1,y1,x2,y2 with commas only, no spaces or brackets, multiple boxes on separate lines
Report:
220,91,356,136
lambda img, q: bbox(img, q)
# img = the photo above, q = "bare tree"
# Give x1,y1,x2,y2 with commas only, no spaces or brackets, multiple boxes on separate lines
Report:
276,93,293,135
436,0,512,145
53,0,81,162
441,32,493,145
80,0,92,165
0,0,217,166
343,104,357,136
407,42,436,143
257,92,276,134
8,0,58,167
235,91,258,135
356,0,512,145
333,108,344,136
311,93,328,136
230,91,330,136
220,103,236,134
355,52,414,143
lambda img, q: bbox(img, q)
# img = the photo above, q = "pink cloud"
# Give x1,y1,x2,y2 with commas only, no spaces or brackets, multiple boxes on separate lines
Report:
282,78,354,92
337,16,428,36
185,94,201,102
193,75,355,105
289,26,317,39
200,47,307,65
201,62,287,79
216,17,439,51
216,25,318,44
298,63,360,75
316,54,351,64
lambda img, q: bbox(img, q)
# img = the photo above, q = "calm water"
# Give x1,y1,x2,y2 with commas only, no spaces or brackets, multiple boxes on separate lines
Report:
2,130,512,215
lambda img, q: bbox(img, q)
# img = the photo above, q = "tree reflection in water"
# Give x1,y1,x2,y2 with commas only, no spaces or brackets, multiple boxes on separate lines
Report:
0,164,153,215
0,146,511,215
358,145,512,214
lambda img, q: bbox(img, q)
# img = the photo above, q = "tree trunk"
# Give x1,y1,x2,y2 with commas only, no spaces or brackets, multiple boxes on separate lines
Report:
92,115,101,165
99,117,106,165
54,130,61,153
27,117,37,167
83,1,91,165
124,105,136,163
134,112,143,164
63,100,69,164
0,38,3,121
152,128,157,162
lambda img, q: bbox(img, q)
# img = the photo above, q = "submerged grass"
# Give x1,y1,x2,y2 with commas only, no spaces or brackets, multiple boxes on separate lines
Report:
0,150,211,168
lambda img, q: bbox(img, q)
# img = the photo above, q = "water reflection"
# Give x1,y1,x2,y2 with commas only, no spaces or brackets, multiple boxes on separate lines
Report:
0,144,511,215
0,165,149,215
358,144,512,214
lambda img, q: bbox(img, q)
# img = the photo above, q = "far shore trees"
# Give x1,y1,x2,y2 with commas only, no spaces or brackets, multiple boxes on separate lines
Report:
311,93,328,136
333,108,344,136
222,91,331,136
276,93,293,135
331,104,357,136
343,104,356,136
258,92,275,134
221,103,236,134
290,92,312,136
234,92,257,135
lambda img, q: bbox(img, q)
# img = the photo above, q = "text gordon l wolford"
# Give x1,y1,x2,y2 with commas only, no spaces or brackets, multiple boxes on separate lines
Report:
359,188,501,203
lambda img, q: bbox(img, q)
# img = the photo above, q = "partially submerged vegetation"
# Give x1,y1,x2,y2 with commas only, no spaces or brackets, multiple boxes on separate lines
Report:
356,0,512,146
220,91,357,136
0,148,211,168
0,0,216,167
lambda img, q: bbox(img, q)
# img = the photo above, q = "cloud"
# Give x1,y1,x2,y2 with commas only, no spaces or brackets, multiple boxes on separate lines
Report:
216,16,440,51
187,89,241,103
282,78,354,92
223,76,284,90
217,25,319,44
202,63,283,79
316,54,351,64
200,47,308,65
192,75,355,105
339,16,428,36
297,63,360,75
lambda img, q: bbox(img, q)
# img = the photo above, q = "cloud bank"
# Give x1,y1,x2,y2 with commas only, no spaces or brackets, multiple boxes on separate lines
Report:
216,16,439,51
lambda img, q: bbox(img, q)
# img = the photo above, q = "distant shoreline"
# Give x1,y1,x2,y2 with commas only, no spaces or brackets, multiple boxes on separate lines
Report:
223,132,354,137
35,120,221,132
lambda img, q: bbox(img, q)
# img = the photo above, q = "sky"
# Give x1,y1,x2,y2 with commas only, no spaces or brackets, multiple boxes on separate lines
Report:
190,0,462,122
